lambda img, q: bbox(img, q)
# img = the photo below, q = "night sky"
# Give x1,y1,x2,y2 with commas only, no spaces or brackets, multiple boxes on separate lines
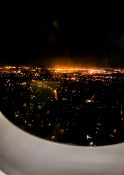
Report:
1,1,124,67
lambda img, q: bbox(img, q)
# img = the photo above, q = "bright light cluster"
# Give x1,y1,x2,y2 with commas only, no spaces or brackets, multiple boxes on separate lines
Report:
0,66,122,75
50,67,121,74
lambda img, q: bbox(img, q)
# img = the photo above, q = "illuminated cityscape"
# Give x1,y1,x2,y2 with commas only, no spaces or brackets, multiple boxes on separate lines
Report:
0,66,124,146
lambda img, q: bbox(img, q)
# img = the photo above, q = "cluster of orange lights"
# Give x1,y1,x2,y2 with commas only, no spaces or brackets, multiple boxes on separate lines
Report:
0,65,123,74
47,66,124,74
50,67,106,74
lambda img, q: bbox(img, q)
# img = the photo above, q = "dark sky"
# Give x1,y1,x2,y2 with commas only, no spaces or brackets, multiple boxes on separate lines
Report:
1,1,124,67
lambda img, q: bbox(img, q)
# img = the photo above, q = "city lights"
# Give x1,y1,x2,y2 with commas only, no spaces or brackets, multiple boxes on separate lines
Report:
0,65,124,146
